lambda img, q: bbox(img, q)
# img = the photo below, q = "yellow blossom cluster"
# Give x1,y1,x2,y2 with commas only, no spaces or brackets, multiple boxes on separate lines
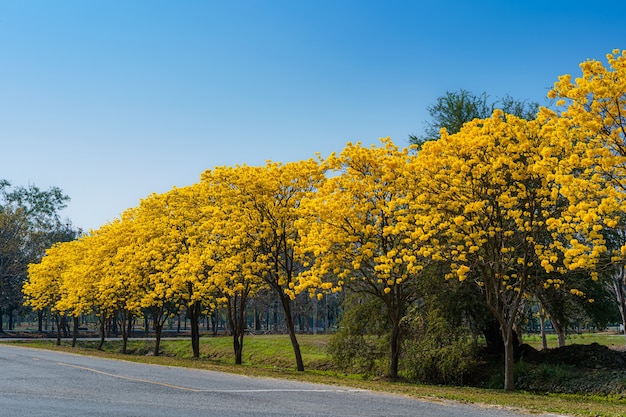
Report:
297,139,426,299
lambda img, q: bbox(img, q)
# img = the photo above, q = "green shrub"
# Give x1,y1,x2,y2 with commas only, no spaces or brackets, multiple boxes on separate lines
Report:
327,293,389,376
327,333,385,376
402,309,477,385
513,362,580,392
488,361,579,391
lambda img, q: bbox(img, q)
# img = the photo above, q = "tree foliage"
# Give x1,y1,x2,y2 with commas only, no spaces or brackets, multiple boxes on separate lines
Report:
410,89,539,145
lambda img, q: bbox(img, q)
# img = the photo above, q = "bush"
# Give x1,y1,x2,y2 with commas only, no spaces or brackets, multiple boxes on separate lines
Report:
402,309,477,385
327,333,385,376
327,293,388,376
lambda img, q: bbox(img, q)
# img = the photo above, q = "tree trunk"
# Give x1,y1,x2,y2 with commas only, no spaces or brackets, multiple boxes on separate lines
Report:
71,316,79,347
233,331,244,365
120,311,133,354
611,266,626,347
153,307,166,356
188,302,201,358
37,310,43,333
154,321,163,356
255,306,262,332
313,298,318,336
549,313,566,348
144,315,150,336
502,324,515,392
324,295,329,334
120,311,129,354
279,293,304,371
227,293,249,365
211,310,218,336
97,316,106,350
486,285,523,391
538,306,548,350
54,314,62,346
389,320,400,380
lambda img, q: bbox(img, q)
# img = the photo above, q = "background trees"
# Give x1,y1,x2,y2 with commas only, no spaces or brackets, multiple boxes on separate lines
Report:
409,89,539,145
0,180,75,332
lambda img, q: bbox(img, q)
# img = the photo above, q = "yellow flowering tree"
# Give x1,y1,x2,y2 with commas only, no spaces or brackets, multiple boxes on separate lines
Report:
159,184,216,358
62,225,126,349
96,211,146,354
24,241,77,344
412,111,583,390
33,229,114,349
297,139,427,379
131,192,188,356
196,168,268,365
544,49,626,340
200,160,325,371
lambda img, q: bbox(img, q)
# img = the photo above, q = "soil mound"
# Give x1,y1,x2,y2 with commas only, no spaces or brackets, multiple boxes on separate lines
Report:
514,343,626,395
542,343,626,370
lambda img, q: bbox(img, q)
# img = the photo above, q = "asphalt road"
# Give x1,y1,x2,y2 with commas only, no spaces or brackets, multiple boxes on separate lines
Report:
0,344,563,417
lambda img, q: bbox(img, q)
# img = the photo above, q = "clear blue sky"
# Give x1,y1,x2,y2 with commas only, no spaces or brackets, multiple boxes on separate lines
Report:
2,1,625,231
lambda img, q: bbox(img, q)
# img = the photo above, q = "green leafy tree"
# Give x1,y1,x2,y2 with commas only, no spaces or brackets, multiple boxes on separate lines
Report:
410,89,539,146
1,180,72,331
327,292,388,376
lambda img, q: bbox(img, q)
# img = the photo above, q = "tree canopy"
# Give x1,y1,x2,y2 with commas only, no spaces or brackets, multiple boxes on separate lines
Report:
409,89,539,146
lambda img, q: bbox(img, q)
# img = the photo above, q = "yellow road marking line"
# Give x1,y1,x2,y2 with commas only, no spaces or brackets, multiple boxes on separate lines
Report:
58,362,204,392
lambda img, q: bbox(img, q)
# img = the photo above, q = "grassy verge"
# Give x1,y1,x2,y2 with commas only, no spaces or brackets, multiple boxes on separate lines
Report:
523,332,626,350
3,334,626,417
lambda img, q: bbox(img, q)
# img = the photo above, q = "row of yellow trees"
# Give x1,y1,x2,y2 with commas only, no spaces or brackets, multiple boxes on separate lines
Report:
24,50,626,390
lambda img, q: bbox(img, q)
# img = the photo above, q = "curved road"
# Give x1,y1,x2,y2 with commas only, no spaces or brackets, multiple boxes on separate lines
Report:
0,344,562,417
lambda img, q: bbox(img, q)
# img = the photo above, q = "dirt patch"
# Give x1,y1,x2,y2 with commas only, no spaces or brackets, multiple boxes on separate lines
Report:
542,343,626,370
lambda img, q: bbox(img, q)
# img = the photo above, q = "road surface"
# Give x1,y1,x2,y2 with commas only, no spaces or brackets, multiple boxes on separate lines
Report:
0,344,563,417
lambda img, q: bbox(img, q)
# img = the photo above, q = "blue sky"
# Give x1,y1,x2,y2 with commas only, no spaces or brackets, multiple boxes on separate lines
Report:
2,1,625,231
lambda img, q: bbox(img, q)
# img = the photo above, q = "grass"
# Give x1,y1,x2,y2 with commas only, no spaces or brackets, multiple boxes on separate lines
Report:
523,332,626,350
157,334,333,370
3,333,626,417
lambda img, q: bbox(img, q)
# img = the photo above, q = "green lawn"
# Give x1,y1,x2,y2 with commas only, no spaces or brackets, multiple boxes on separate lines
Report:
159,334,333,370
523,331,626,350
